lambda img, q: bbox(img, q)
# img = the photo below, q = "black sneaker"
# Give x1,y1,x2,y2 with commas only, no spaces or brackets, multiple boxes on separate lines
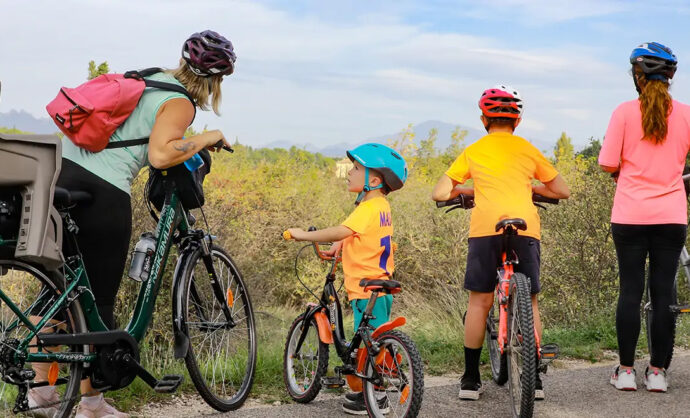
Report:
458,374,482,400
345,391,364,402
342,394,390,415
535,374,544,400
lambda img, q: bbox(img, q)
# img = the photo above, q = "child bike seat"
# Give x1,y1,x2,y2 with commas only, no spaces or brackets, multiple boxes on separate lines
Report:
359,279,401,294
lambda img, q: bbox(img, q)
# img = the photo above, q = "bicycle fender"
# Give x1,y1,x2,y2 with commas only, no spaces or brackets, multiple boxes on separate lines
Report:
313,310,334,344
171,247,196,359
371,316,406,339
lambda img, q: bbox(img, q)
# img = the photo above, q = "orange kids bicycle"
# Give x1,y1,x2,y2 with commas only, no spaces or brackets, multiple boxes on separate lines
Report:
282,228,424,417
437,193,559,418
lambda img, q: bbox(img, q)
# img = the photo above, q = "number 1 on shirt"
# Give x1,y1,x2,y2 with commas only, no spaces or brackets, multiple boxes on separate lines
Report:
379,235,391,274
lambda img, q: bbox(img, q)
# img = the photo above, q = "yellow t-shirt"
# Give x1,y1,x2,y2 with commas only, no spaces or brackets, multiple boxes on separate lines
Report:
341,196,394,300
445,132,558,239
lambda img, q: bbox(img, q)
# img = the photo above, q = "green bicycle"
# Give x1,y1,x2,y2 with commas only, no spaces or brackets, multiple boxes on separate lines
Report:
0,133,256,416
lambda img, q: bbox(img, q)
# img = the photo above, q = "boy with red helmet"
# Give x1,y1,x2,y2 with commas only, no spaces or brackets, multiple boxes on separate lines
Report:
432,85,570,400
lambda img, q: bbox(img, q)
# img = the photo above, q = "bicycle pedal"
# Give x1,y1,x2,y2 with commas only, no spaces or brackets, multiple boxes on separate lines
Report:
321,376,346,388
154,374,184,393
670,304,690,313
540,344,559,361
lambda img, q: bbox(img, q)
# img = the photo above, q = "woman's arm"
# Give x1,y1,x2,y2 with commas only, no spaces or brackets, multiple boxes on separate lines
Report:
147,98,231,169
287,225,354,242
532,174,570,199
599,164,619,173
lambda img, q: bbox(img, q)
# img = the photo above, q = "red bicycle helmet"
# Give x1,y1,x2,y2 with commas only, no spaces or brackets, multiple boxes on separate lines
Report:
182,30,236,77
478,85,523,119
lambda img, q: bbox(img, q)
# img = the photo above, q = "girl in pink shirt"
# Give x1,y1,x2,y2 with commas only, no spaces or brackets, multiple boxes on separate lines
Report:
599,42,690,393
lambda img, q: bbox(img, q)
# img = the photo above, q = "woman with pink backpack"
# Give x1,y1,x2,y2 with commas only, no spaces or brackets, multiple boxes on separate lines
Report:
30,30,236,418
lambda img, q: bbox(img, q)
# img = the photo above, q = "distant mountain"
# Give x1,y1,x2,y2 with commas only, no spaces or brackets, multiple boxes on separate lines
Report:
0,110,57,134
368,120,487,151
1,110,557,157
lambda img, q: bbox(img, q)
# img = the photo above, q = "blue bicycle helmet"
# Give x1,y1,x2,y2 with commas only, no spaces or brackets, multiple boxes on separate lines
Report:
630,42,677,81
347,143,408,205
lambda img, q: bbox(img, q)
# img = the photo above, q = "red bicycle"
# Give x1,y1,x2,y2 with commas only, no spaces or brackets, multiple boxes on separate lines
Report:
437,193,559,418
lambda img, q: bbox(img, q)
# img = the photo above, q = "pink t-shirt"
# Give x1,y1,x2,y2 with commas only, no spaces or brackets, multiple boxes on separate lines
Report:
598,99,690,224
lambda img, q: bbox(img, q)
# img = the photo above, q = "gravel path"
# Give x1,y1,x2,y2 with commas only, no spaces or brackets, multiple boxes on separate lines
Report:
135,352,690,417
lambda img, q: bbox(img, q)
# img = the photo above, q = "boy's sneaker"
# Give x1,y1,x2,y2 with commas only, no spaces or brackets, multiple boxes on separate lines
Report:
345,391,364,402
535,374,545,400
27,387,59,418
458,374,483,400
342,393,389,415
644,367,668,393
75,394,129,418
610,366,637,391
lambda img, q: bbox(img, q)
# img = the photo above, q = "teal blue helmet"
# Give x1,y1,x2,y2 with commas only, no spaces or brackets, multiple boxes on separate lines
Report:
347,143,408,194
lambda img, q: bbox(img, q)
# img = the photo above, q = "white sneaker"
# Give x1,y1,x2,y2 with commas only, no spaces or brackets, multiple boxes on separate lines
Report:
610,366,637,391
75,394,129,418
27,386,59,418
644,367,668,392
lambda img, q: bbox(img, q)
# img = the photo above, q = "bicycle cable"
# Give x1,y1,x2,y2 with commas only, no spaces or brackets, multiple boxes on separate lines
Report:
294,244,344,302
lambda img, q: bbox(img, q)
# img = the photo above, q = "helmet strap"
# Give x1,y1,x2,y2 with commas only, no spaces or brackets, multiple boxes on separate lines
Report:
354,167,383,206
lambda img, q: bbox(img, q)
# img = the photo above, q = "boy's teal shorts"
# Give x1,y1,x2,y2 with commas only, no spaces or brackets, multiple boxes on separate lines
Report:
351,294,393,332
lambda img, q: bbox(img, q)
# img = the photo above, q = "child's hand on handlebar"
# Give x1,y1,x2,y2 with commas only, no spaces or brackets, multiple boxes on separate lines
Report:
285,228,306,241
322,240,343,258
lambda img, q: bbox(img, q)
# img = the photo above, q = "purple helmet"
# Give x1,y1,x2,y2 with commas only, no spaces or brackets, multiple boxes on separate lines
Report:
182,30,236,77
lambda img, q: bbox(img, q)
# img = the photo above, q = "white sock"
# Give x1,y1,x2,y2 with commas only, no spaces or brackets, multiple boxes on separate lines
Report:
80,393,103,407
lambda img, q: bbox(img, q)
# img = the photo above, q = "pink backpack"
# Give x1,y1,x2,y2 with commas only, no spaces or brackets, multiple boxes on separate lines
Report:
46,68,195,152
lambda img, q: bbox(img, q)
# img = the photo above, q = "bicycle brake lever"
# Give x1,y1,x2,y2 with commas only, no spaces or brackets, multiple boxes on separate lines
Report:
534,203,547,210
445,205,463,214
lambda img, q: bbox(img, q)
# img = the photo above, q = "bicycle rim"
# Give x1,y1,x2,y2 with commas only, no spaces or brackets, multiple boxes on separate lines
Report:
507,273,536,418
486,294,507,385
283,314,328,402
363,330,424,418
182,246,256,411
0,260,85,417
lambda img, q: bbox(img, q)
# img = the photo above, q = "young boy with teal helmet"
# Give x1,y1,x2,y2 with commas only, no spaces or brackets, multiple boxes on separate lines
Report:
286,143,407,415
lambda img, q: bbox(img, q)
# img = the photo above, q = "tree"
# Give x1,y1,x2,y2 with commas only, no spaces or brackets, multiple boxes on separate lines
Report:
416,128,438,162
554,132,574,162
88,60,110,80
444,127,468,162
577,137,602,160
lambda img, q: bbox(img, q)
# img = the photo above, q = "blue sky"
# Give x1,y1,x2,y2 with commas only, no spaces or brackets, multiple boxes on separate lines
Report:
1,0,689,148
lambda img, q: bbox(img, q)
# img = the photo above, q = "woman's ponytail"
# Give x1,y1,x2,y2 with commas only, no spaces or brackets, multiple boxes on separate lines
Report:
636,69,673,144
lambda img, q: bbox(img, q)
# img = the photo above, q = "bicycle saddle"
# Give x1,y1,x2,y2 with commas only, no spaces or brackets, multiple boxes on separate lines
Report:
54,187,92,209
359,279,401,294
495,218,527,233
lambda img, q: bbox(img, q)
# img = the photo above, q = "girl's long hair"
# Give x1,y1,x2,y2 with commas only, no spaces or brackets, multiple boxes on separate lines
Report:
168,58,223,115
634,66,673,144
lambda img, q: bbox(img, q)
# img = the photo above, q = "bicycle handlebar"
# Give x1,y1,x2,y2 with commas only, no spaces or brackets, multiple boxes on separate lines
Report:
282,226,340,262
436,192,559,211
213,139,235,153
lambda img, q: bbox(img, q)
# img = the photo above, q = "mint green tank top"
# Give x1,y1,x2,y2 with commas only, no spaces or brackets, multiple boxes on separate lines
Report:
62,72,189,195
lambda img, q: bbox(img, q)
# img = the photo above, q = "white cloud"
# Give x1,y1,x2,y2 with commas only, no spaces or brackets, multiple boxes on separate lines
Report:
1,0,688,149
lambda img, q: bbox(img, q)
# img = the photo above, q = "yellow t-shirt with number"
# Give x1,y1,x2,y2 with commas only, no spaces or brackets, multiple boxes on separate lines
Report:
341,196,394,300
445,132,558,239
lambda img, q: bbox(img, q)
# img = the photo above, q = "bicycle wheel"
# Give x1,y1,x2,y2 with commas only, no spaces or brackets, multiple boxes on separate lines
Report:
283,313,329,403
644,279,677,370
0,260,85,418
363,330,424,418
507,273,536,418
180,245,256,412
486,293,508,385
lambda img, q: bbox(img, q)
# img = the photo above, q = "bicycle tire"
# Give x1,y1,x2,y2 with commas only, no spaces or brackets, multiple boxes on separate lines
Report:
283,313,329,403
507,273,536,418
0,260,86,418
180,245,257,412
486,294,508,385
644,278,677,370
363,330,424,418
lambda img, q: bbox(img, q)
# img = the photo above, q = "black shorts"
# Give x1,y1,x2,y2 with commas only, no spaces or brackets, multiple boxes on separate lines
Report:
464,235,541,294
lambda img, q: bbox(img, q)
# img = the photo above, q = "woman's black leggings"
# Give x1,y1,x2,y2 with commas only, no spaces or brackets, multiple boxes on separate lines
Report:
611,223,686,368
57,159,132,330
